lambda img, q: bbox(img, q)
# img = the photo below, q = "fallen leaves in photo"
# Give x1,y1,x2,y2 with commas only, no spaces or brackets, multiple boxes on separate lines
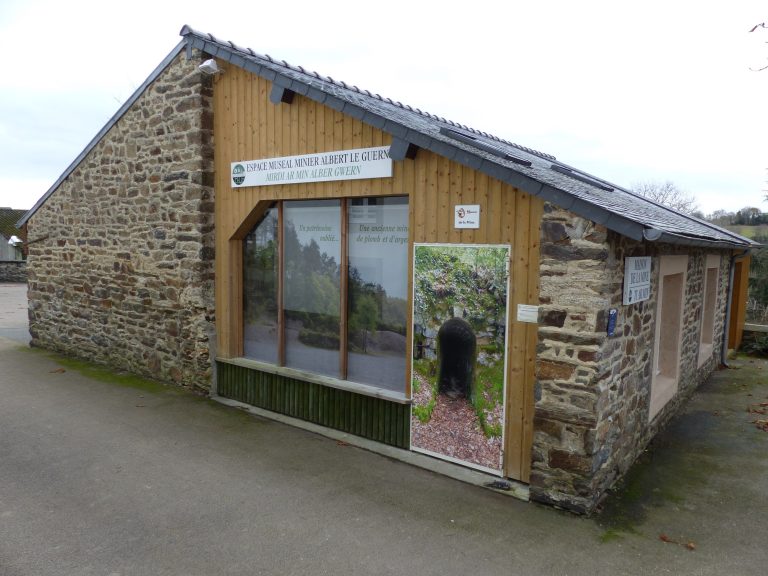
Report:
747,402,768,431
659,533,697,551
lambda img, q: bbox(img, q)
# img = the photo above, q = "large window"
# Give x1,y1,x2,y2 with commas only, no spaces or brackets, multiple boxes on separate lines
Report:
243,197,409,393
347,198,409,388
284,200,342,377
243,206,279,363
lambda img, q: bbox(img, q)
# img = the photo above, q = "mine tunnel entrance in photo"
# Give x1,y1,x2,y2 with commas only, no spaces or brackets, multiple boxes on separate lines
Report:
437,317,476,400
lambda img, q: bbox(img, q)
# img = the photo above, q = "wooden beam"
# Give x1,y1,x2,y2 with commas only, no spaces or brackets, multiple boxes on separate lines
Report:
278,202,286,366
340,199,349,379
269,85,295,105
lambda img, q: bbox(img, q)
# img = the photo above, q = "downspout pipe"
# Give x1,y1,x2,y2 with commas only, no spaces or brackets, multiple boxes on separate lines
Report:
722,249,750,367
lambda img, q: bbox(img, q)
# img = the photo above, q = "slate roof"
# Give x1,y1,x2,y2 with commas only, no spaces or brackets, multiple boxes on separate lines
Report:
20,25,757,250
179,25,755,249
0,208,26,239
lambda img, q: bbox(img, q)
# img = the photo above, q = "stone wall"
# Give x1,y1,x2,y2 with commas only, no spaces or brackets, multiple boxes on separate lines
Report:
26,49,215,391
0,260,27,283
532,203,730,512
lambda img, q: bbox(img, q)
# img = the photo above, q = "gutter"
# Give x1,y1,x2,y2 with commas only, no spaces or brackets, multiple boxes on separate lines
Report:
722,249,751,367
643,227,755,250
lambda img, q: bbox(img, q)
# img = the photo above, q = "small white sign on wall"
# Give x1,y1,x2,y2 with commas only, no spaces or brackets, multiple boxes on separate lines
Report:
454,205,480,229
517,304,539,323
623,256,652,305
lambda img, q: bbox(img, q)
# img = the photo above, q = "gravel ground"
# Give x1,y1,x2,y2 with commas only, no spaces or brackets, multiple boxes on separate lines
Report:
411,373,502,470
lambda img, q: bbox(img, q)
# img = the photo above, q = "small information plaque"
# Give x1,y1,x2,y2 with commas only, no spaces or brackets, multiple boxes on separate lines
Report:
517,304,539,323
623,256,652,305
454,205,480,229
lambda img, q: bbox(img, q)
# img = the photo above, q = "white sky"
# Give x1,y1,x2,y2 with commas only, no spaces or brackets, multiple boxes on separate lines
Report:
0,0,766,215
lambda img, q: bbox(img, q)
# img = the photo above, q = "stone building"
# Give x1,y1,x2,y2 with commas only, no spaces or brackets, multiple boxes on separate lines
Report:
19,45,215,388
19,26,755,513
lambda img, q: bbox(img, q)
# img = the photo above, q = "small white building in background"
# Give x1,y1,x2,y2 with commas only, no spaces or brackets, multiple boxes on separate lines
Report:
0,208,26,261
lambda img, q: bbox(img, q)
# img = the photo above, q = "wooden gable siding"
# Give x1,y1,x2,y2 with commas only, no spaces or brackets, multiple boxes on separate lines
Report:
729,254,750,351
212,64,543,481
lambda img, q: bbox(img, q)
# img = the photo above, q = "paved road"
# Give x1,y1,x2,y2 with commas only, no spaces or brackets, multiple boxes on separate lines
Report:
0,283,766,575
0,283,29,344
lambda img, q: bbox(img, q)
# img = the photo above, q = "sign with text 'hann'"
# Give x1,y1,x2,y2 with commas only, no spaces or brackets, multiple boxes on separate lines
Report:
623,256,652,305
231,147,392,188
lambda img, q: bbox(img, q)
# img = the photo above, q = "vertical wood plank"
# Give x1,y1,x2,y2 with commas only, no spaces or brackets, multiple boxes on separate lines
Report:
520,197,543,481
277,202,286,366
403,154,415,398
437,155,450,244
230,239,244,357
426,152,438,242
504,190,530,480
340,198,349,379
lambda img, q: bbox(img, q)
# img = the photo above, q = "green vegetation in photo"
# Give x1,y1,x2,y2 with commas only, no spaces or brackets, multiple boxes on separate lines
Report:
412,244,509,438
243,207,279,325
742,232,768,355
413,245,508,339
473,355,505,438
411,358,438,423
412,396,437,424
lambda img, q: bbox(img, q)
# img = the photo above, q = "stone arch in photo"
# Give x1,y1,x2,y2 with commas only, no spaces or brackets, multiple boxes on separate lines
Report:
437,317,476,400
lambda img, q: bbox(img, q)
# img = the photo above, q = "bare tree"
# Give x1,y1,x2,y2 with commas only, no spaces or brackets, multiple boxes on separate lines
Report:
631,180,699,215
763,168,767,202
750,22,768,71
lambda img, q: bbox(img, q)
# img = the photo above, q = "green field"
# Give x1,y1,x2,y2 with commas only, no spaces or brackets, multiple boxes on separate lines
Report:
724,225,768,241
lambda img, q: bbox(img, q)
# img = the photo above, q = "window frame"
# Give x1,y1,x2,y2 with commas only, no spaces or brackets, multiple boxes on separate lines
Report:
240,196,410,399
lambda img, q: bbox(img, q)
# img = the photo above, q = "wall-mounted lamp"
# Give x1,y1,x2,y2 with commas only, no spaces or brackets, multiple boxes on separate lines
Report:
8,235,22,246
198,59,222,76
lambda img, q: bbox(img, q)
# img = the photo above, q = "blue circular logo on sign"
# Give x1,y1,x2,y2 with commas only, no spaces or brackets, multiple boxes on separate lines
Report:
232,164,245,186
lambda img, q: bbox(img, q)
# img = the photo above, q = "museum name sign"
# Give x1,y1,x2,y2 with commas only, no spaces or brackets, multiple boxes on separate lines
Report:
231,146,392,188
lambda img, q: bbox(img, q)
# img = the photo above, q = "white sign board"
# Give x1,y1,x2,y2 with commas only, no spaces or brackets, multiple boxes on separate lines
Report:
517,304,539,323
623,256,652,305
230,146,392,188
454,205,480,229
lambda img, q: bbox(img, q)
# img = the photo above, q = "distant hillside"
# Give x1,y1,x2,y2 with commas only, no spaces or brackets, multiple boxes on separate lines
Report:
724,225,768,241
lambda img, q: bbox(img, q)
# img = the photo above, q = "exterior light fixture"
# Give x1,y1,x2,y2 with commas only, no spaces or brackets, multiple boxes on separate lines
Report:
198,59,222,75
8,235,22,246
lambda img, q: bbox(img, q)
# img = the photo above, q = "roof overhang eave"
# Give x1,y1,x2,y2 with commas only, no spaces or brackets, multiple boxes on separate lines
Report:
644,228,756,250
181,27,755,251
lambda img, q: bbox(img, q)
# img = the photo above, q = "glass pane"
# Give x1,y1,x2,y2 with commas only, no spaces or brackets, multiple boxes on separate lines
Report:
284,200,341,378
243,206,279,363
347,197,409,392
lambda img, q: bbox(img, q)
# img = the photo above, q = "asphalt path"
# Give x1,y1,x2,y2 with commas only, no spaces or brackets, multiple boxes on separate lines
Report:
0,283,29,344
0,283,765,575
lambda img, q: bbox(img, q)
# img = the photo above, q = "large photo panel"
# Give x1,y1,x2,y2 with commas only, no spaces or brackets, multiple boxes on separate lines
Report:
411,244,511,474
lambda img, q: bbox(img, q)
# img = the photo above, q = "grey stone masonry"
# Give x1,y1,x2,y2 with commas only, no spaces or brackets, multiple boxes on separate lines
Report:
25,49,215,391
533,203,729,513
0,261,27,283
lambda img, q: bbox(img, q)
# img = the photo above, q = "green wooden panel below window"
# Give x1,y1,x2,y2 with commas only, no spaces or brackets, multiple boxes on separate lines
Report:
217,362,410,448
